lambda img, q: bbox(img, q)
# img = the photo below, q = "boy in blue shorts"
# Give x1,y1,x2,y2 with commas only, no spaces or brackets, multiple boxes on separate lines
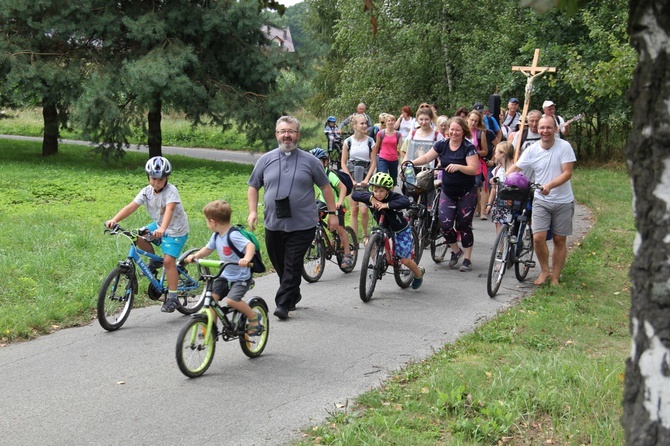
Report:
184,200,262,334
351,172,425,289
309,148,354,268
105,156,189,313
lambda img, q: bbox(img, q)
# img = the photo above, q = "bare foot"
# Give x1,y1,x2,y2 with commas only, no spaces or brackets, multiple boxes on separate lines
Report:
550,279,560,286
534,272,551,286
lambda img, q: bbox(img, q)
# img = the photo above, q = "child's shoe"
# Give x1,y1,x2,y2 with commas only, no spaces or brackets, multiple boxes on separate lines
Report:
411,267,425,290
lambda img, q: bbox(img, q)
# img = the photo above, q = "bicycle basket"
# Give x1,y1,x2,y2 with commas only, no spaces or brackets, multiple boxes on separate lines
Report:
498,185,531,211
415,169,435,193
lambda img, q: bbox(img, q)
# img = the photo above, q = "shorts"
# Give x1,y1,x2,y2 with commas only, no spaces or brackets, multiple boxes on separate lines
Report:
212,278,253,302
531,200,574,236
146,222,188,258
393,225,414,259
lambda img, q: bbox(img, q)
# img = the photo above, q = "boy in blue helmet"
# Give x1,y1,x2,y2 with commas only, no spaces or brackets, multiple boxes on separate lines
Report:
352,171,425,289
105,156,190,313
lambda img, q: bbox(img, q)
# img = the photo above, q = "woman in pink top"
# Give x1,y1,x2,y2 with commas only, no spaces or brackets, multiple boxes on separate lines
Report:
467,111,490,219
372,114,402,186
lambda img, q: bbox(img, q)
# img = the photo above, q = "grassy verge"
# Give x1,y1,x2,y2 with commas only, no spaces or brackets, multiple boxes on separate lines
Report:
297,166,632,445
0,139,255,341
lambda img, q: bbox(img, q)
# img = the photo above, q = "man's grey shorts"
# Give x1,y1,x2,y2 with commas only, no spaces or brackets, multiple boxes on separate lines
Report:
213,278,253,302
531,200,574,237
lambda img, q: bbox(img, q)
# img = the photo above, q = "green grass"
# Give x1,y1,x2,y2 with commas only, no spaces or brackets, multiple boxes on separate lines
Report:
0,139,255,340
298,166,632,445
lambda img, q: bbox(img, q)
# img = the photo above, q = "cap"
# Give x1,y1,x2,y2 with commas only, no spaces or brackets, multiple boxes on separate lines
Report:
509,98,519,103
542,100,555,109
473,102,484,112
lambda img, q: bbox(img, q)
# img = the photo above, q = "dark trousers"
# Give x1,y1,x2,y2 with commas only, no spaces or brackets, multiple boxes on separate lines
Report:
265,227,315,309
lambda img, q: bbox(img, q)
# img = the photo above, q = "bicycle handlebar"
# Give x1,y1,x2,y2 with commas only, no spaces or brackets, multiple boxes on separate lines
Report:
192,258,254,279
104,223,161,241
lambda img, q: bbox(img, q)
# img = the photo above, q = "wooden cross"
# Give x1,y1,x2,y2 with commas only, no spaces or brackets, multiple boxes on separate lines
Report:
511,49,557,162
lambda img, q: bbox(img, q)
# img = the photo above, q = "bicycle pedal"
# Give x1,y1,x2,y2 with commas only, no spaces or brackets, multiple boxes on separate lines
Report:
525,261,536,268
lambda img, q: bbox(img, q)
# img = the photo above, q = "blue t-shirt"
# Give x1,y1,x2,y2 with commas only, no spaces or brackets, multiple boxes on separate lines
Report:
205,230,252,282
433,139,478,196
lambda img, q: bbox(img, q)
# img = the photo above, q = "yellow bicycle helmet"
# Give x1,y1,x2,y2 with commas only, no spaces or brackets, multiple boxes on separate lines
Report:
369,172,394,190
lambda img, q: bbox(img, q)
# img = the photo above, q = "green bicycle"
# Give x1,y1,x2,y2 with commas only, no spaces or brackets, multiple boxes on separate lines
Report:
175,259,269,378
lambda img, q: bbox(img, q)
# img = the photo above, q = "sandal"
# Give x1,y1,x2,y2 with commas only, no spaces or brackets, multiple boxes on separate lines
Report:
161,297,181,313
363,235,369,247
246,317,263,336
340,254,354,269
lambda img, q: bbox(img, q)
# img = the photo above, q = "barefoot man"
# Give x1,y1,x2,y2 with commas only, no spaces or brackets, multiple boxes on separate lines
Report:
507,116,576,286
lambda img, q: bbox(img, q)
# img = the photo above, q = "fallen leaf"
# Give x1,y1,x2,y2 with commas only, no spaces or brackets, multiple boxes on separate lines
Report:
117,381,126,385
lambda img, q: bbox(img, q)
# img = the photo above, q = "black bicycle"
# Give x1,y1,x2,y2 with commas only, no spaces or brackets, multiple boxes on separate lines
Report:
175,259,269,378
302,202,358,282
486,182,541,297
402,167,448,264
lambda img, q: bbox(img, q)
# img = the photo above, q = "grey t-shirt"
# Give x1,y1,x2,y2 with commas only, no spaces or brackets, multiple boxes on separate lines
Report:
248,148,330,232
133,183,189,237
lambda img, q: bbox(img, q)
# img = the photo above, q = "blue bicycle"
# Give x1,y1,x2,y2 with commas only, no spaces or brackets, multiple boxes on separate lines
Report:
97,225,208,331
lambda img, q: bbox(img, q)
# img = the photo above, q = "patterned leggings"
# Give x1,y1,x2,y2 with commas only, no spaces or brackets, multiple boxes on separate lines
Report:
438,187,477,248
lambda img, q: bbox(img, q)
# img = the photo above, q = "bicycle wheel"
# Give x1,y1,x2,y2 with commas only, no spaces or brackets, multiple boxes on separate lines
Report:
336,226,359,273
97,266,137,331
410,215,427,264
394,228,418,289
176,248,209,315
487,225,510,297
302,236,326,283
430,232,448,263
359,232,383,302
175,314,216,378
515,222,535,282
238,297,270,358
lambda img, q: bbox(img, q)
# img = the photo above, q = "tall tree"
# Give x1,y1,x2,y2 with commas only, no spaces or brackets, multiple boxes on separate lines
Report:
0,0,92,156
76,0,296,157
622,1,670,443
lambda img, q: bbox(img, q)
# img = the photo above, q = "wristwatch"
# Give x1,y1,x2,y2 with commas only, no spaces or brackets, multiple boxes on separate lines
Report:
326,210,339,216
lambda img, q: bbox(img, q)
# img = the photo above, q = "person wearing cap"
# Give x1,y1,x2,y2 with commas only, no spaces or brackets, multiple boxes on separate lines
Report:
542,100,567,138
501,98,521,140
506,116,576,286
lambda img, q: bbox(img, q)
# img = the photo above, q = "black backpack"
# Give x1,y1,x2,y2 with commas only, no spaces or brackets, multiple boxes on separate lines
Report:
329,169,354,196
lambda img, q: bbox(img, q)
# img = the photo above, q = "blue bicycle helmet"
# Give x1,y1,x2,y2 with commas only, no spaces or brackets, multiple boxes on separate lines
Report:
326,116,337,123
145,156,172,179
310,147,328,160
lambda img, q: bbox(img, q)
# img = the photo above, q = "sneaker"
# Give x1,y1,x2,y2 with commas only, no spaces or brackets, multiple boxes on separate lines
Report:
161,297,181,313
411,267,425,290
448,249,464,268
459,259,472,272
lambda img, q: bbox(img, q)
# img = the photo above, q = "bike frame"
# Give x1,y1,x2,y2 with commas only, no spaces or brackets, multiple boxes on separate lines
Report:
112,227,200,295
193,259,253,342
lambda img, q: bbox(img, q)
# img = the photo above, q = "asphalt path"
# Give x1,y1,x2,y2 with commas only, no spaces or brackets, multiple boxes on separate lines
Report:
0,135,593,445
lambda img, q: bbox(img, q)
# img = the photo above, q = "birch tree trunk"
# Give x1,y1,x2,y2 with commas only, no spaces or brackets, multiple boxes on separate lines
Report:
622,1,670,444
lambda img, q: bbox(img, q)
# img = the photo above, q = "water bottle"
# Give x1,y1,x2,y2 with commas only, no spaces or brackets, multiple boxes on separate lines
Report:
404,162,416,186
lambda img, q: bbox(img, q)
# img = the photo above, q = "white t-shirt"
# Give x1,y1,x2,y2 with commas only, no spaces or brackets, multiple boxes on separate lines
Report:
516,139,576,204
347,136,373,162
134,183,189,236
397,117,416,140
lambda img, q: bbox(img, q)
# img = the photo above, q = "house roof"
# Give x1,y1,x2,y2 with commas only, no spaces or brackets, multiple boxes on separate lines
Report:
262,25,295,52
